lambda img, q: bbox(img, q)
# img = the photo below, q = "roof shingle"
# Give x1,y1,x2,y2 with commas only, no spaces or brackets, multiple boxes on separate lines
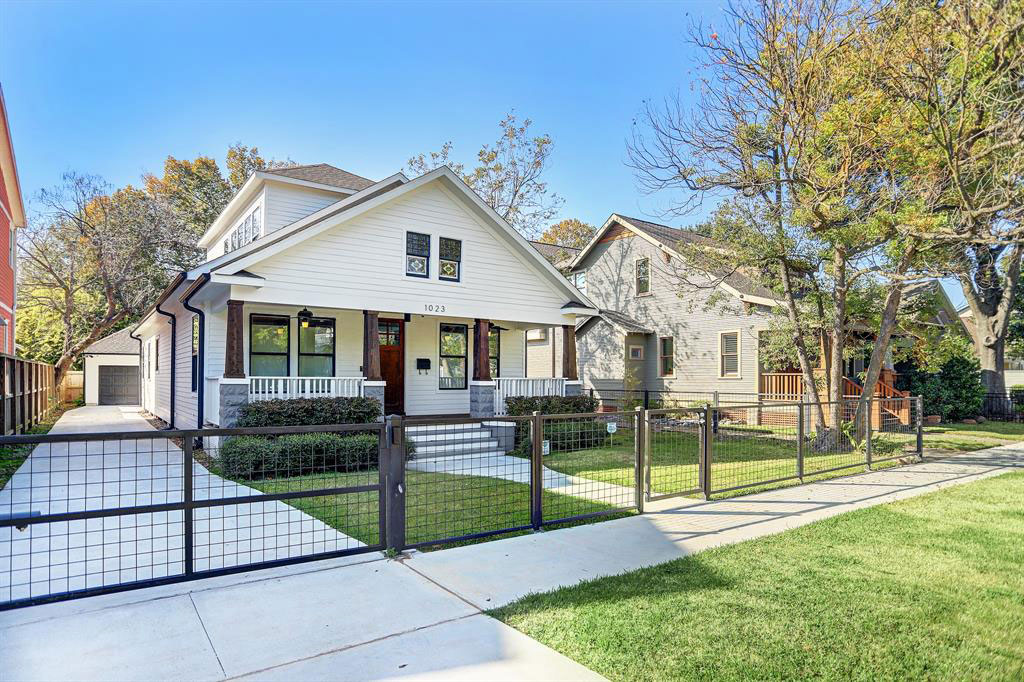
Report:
85,327,139,355
263,163,375,192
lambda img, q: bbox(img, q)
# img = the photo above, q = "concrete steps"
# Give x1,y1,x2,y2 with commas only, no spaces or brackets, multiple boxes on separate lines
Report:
406,422,515,458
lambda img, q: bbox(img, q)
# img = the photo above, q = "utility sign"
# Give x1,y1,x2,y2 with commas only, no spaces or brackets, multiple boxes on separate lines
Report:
542,440,551,456
606,422,618,434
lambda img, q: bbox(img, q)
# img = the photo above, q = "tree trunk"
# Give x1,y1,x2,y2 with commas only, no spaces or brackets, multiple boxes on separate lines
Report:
779,260,827,433
977,340,1005,395
828,248,848,441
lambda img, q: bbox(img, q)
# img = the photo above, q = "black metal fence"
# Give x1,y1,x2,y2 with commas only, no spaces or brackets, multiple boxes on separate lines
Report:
980,392,1024,422
1,397,923,609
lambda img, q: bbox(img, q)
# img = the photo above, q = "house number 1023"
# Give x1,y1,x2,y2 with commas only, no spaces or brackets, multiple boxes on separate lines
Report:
424,303,447,313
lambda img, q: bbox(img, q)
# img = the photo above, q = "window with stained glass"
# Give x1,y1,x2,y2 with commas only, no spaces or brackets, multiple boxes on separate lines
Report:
439,237,461,281
406,232,430,277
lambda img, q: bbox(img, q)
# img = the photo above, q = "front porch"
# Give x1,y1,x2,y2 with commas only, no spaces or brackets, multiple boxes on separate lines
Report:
207,301,582,425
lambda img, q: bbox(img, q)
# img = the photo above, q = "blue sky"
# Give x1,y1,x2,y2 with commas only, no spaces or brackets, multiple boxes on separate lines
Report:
0,0,964,306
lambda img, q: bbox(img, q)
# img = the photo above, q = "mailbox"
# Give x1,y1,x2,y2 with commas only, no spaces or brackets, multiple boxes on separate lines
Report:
416,358,431,371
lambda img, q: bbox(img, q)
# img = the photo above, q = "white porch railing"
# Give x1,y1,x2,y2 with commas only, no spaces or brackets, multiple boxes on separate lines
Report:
249,376,366,402
494,377,567,416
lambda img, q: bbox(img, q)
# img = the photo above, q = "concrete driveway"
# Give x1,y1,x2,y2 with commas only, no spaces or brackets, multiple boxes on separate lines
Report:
1,406,360,604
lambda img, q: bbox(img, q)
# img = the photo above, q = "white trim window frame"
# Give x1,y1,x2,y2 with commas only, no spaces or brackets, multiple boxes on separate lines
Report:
628,344,644,361
573,270,587,294
635,257,651,296
223,205,262,255
719,330,741,378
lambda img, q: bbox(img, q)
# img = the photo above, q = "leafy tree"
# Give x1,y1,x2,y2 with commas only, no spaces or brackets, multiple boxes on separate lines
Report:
225,142,292,191
899,335,985,421
538,218,595,250
407,112,563,238
143,155,230,243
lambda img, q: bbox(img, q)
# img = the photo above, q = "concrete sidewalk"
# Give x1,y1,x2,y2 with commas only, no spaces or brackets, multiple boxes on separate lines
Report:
1,445,1019,681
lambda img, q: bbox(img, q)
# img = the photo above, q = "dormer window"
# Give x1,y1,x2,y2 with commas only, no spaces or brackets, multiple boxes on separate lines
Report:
224,206,262,254
406,232,430,277
439,237,461,281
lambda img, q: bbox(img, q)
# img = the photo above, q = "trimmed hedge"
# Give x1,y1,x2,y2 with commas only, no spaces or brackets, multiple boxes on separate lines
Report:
221,432,378,480
540,420,611,451
236,396,382,427
504,394,598,417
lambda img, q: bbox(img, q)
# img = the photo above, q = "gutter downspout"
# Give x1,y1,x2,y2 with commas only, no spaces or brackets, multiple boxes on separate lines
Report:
128,329,143,409
181,274,210,430
154,300,177,429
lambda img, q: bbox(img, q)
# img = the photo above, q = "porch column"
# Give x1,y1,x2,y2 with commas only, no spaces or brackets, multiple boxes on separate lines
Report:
561,324,578,381
224,300,245,378
473,319,491,381
363,310,382,381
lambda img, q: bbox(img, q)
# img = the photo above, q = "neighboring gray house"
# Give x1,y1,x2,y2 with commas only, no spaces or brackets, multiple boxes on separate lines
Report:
528,214,783,398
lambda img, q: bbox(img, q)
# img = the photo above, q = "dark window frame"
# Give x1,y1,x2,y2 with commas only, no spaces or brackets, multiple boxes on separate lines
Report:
155,338,160,373
298,317,336,377
439,237,462,282
406,231,431,278
489,327,500,378
659,336,674,377
249,313,291,377
439,323,468,390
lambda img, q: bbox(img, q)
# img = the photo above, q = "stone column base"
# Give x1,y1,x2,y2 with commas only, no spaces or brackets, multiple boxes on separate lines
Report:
219,378,249,428
565,380,583,397
363,380,386,420
470,381,496,417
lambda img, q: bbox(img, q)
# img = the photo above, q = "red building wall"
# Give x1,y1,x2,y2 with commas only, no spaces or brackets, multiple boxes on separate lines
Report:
0,166,15,353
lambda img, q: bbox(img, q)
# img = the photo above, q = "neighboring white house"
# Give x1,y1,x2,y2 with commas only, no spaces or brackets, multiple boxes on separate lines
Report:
133,163,595,427
957,304,1024,389
83,327,140,406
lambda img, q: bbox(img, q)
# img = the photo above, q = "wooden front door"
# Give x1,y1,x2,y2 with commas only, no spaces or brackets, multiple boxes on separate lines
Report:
379,319,404,414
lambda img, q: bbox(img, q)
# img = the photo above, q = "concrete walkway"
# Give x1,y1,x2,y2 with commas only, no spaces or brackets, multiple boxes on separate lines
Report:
408,453,636,507
1,443,1019,680
0,406,360,603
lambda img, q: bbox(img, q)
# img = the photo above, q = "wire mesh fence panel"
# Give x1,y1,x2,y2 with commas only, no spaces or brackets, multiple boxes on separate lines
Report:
645,408,703,499
402,416,534,548
800,399,868,476
1,433,187,604
872,397,922,463
193,424,385,572
1,423,387,608
540,411,638,524
709,403,801,494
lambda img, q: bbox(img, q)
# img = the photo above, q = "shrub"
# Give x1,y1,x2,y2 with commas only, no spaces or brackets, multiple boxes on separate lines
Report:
902,353,984,421
541,420,611,452
221,432,379,480
236,396,382,428
504,394,597,417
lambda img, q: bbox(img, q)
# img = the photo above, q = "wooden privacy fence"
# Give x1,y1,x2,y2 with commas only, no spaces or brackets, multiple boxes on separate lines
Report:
58,370,84,404
0,354,57,436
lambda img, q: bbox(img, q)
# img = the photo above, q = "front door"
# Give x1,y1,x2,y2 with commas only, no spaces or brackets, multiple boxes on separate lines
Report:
379,319,405,414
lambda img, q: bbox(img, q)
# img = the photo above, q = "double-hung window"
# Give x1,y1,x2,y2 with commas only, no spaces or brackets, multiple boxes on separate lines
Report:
659,337,674,377
439,237,461,281
488,327,500,378
439,323,468,390
635,258,650,295
720,331,740,378
573,270,587,294
250,315,289,376
191,316,199,391
406,232,430,277
298,317,335,376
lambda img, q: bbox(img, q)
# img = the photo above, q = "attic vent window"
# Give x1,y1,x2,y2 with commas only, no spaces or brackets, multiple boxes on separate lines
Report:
406,232,430,277
224,207,262,254
439,237,461,281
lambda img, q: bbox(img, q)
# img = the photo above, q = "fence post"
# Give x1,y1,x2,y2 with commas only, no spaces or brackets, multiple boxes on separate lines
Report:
865,397,873,471
14,359,22,435
916,395,924,461
182,433,194,577
796,401,805,481
385,415,407,552
701,405,713,499
530,411,544,530
0,357,6,436
643,389,650,409
634,406,645,512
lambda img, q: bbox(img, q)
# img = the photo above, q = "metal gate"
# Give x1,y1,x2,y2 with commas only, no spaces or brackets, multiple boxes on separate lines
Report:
1,422,390,609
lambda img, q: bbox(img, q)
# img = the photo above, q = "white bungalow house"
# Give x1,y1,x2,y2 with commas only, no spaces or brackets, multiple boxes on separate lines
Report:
133,163,594,427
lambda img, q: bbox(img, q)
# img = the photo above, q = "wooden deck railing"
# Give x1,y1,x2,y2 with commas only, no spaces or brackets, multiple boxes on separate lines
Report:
0,354,58,436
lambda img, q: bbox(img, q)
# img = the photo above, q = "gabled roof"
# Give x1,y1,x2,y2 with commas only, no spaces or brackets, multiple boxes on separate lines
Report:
85,327,139,355
262,163,375,192
570,214,783,307
190,166,595,312
529,241,582,268
576,309,652,336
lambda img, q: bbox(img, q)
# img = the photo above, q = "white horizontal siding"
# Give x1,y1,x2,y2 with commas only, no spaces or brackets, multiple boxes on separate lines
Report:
263,183,342,235
241,184,573,326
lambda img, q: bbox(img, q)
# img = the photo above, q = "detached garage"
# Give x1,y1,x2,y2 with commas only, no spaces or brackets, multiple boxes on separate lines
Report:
83,328,140,405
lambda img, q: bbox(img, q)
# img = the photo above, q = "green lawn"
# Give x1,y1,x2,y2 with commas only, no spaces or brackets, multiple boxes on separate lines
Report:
543,427,914,498
919,421,1024,453
493,470,1024,681
0,403,69,489
248,468,624,548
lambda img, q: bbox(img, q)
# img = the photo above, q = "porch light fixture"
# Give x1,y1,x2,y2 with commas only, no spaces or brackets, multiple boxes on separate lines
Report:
297,308,314,328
